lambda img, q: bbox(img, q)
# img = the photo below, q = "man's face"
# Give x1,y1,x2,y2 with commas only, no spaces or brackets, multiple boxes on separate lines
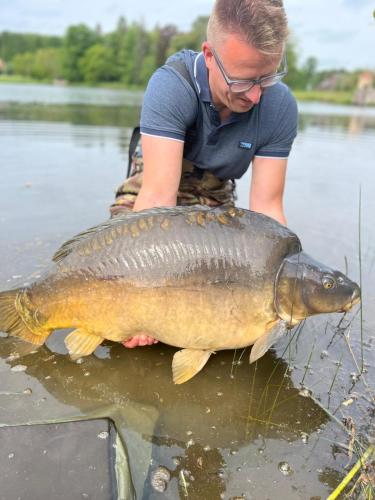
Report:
202,35,281,114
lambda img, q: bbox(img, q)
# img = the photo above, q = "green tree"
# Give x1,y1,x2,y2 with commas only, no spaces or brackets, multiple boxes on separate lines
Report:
0,31,62,61
79,44,117,83
119,22,151,85
301,56,318,89
154,24,178,67
62,24,99,81
32,48,63,79
168,16,209,54
11,51,34,77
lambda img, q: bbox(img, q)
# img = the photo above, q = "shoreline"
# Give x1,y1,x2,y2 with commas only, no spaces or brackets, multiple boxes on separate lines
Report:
1,75,374,107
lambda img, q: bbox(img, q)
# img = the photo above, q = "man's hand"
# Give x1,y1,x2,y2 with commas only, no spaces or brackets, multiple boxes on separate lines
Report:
249,156,288,225
133,134,184,212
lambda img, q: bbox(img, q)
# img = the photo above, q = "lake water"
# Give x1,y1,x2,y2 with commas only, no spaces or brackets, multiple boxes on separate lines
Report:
0,82,374,499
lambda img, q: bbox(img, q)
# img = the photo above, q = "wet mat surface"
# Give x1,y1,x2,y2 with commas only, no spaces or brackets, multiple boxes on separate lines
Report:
0,418,133,500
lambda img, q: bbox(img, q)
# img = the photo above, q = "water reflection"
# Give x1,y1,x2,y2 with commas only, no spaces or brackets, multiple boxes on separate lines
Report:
0,336,335,498
0,102,141,128
298,112,375,134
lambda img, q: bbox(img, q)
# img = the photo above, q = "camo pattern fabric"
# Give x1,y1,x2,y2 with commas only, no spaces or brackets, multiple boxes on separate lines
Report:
110,153,237,216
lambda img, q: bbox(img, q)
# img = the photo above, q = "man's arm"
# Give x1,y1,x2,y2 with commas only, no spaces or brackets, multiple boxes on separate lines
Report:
249,156,288,225
133,134,184,211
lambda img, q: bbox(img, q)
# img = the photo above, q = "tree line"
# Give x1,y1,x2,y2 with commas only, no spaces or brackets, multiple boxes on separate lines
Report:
0,17,361,91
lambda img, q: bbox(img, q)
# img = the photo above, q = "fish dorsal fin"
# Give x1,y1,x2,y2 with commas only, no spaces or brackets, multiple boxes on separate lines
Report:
249,320,288,364
52,206,213,263
172,348,213,384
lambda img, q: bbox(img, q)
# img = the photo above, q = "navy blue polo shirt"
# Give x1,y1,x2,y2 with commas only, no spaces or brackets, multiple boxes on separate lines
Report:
140,49,298,181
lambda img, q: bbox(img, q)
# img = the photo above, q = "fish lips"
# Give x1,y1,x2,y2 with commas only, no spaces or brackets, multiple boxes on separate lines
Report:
340,288,361,312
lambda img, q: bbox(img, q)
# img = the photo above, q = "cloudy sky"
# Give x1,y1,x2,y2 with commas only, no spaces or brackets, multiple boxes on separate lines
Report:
1,0,374,69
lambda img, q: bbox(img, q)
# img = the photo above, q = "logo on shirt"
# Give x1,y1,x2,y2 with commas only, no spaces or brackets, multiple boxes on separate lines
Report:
239,141,252,150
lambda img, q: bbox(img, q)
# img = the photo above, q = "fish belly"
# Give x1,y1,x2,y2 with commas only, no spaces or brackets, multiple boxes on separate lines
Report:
120,284,277,350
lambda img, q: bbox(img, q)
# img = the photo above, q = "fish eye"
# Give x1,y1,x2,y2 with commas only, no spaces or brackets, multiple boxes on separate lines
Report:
322,276,336,289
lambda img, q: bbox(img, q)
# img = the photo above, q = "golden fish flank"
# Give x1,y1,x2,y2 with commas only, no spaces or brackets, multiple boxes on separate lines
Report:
0,206,361,384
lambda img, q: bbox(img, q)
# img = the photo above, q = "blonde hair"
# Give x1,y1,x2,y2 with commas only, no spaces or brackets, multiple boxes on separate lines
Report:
207,0,288,57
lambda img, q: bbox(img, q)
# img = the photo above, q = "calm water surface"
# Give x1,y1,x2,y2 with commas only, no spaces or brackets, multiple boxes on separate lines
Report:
0,83,374,499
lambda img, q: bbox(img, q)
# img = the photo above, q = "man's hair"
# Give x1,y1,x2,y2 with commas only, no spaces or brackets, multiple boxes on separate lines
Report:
207,0,288,57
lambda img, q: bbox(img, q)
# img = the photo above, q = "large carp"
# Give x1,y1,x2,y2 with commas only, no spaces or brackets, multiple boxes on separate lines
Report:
0,206,360,383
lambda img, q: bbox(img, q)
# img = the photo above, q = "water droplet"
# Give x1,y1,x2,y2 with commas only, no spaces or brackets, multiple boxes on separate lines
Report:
203,445,211,452
84,372,90,377
8,452,15,459
258,448,265,454
76,358,84,365
88,465,96,471
11,365,27,372
186,430,193,436
230,449,237,455
278,461,293,475
23,388,32,395
320,350,328,359
217,392,223,397
97,431,109,440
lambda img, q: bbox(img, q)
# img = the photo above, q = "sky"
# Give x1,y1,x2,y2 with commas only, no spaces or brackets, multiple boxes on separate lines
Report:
1,0,374,70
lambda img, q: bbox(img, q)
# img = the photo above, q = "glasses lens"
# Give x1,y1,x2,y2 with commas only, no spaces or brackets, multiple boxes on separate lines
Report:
230,82,254,93
259,74,285,88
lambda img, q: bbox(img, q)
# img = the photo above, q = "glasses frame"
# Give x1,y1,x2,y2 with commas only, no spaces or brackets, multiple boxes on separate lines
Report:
211,47,288,94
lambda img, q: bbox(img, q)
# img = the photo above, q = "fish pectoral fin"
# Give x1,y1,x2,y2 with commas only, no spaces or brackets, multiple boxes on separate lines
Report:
172,348,212,384
250,320,288,364
65,329,103,360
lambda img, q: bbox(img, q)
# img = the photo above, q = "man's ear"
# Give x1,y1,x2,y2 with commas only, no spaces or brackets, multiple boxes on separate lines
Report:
202,42,214,69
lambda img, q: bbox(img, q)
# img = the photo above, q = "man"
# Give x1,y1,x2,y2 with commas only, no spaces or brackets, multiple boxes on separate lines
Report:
111,0,298,347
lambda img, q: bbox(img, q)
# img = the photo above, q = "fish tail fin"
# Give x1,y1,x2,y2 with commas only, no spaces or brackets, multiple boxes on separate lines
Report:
0,288,48,346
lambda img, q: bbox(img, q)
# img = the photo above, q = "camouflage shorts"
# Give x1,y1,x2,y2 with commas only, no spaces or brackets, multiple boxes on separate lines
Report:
110,153,237,216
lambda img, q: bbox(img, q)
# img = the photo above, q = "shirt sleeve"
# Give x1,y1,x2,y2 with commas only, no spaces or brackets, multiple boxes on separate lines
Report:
255,85,298,158
140,65,198,142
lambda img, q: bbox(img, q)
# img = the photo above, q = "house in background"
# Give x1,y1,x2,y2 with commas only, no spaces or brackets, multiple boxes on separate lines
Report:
353,71,375,105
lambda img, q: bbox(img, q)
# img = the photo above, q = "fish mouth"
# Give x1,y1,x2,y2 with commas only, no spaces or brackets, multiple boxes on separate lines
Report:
341,290,361,312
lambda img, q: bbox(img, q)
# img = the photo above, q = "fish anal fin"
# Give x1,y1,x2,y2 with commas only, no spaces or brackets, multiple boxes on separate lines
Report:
65,329,103,360
250,320,288,364
172,348,212,384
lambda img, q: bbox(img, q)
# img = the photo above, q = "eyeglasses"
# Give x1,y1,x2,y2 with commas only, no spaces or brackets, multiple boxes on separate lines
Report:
211,47,288,94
